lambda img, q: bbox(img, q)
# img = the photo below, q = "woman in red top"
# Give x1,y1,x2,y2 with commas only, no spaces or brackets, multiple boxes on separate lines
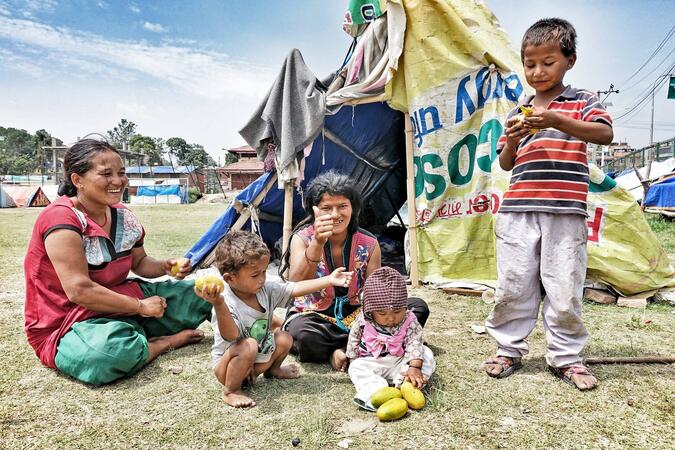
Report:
24,139,211,385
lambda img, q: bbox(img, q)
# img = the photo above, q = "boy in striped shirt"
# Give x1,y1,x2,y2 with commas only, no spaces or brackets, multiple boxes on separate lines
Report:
484,18,613,390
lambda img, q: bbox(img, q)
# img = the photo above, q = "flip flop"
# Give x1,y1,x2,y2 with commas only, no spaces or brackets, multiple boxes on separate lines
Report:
484,356,522,379
548,365,598,391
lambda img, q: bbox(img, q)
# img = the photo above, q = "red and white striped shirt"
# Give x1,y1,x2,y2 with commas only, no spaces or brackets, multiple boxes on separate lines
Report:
497,86,612,216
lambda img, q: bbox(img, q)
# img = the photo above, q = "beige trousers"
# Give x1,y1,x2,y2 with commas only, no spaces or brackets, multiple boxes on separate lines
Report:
485,212,589,368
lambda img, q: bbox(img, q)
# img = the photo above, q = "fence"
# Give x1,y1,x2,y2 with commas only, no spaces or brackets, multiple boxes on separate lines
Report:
601,137,675,173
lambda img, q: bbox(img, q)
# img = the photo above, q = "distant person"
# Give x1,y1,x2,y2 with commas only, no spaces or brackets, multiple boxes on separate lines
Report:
24,138,211,385
346,267,435,411
483,18,613,390
281,171,430,372
195,230,352,408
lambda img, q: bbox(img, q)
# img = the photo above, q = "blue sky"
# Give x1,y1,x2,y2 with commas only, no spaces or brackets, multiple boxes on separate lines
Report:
0,0,673,160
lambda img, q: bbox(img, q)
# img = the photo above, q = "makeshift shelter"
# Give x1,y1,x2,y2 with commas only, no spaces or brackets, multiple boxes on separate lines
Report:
187,0,674,296
1,185,51,207
644,173,675,217
0,185,16,208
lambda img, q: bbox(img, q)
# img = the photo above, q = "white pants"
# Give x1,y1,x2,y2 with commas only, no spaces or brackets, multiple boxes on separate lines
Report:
348,346,436,409
485,212,589,368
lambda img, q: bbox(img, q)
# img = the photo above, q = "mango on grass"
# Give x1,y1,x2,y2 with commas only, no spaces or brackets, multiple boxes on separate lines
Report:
195,275,225,291
170,258,190,276
400,381,426,410
370,386,402,408
376,398,408,422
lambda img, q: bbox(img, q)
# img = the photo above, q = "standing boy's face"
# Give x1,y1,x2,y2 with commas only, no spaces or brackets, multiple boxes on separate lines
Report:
522,41,576,96
225,255,270,296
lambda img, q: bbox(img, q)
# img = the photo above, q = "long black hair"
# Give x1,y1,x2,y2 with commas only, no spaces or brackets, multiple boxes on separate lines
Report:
57,139,120,197
279,171,362,277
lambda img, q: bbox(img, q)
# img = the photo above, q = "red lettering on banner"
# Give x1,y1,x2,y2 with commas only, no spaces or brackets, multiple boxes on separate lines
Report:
587,207,603,242
491,193,500,214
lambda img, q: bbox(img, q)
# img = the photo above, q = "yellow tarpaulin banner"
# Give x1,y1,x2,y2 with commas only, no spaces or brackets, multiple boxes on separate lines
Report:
385,0,674,294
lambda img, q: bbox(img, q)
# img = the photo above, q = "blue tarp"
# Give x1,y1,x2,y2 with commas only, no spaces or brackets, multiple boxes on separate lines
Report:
137,185,181,196
644,176,675,208
185,101,406,267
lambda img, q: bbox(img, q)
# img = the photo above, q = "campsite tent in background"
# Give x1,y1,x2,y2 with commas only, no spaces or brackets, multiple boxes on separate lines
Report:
0,185,16,208
2,185,51,207
644,173,675,216
187,0,674,296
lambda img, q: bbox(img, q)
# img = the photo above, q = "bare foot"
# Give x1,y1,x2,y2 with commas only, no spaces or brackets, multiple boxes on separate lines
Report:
265,364,300,379
222,390,256,408
149,329,204,350
330,349,348,372
570,373,598,390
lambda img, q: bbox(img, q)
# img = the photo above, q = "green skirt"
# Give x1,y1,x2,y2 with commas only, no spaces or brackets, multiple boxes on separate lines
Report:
54,279,211,386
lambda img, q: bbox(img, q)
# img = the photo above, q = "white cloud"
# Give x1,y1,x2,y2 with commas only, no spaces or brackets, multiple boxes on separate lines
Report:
0,16,273,99
143,21,166,33
96,0,108,9
0,3,11,16
20,0,57,18
129,5,140,14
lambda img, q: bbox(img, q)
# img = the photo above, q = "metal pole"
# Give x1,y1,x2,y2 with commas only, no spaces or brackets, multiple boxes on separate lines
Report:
649,86,655,145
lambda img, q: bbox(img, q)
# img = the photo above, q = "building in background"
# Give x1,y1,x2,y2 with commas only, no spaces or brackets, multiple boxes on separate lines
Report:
218,145,264,190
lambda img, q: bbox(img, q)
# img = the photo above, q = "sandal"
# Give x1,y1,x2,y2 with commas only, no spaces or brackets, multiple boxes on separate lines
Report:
548,365,598,391
483,356,522,379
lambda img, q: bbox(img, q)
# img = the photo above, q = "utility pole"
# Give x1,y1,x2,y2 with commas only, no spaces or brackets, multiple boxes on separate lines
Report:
595,84,619,168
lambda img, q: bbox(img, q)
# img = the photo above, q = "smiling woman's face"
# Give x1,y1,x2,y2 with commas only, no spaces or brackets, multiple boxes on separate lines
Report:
316,193,352,235
73,150,128,206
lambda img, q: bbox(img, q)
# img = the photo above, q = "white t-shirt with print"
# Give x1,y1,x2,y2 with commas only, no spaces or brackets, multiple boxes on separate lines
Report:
211,280,295,365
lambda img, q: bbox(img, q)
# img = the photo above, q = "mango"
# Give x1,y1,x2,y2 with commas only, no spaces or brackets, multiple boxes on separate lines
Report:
517,105,538,134
376,398,408,422
170,258,190,276
370,386,402,408
400,381,426,410
195,275,225,292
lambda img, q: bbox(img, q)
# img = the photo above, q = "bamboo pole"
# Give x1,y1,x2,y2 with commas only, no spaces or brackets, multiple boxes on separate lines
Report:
282,180,294,256
584,356,675,365
404,112,420,286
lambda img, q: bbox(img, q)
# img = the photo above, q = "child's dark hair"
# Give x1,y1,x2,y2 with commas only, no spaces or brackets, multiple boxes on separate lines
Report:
215,230,270,274
58,138,120,196
521,18,577,61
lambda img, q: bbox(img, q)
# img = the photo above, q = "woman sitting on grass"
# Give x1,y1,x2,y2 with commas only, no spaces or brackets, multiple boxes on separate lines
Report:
281,171,430,371
24,138,211,385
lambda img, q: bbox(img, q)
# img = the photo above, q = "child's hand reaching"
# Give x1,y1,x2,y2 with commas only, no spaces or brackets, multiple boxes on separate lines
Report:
328,267,353,288
405,366,426,389
194,283,224,305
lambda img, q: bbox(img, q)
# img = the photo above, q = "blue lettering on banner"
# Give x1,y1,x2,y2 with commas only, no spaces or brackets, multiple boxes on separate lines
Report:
411,105,443,146
455,68,523,124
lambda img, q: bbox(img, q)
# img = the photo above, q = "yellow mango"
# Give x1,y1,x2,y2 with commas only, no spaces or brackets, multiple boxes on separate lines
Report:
195,275,225,292
517,104,538,134
400,381,426,410
170,258,190,276
376,398,408,422
370,386,402,408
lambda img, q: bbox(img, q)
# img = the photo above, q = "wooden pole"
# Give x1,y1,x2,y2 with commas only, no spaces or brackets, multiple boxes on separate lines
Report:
282,180,294,257
404,112,420,286
584,356,675,365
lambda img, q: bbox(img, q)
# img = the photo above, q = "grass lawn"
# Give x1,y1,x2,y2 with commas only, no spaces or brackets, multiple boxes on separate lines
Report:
1,204,673,449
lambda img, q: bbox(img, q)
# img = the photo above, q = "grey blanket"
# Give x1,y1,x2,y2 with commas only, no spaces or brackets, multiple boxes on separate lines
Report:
239,48,326,182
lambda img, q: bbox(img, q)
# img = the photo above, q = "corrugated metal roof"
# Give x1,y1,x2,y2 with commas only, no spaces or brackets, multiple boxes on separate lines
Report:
126,165,199,174
219,159,264,173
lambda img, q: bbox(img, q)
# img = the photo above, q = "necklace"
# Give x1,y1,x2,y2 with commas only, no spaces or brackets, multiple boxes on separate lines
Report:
76,198,108,228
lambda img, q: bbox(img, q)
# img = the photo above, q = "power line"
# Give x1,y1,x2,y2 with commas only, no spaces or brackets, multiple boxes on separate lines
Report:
621,46,675,92
622,25,675,84
614,63,675,121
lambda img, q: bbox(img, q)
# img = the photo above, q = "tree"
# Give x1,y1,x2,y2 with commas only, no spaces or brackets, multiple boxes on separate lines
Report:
130,134,163,165
224,151,238,165
182,143,216,168
165,137,190,162
107,119,137,148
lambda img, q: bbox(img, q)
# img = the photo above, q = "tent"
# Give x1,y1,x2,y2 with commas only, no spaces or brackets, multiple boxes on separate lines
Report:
1,185,51,207
644,173,675,217
187,0,674,296
0,185,16,208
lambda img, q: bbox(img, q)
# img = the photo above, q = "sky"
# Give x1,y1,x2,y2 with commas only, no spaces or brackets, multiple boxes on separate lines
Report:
0,0,673,162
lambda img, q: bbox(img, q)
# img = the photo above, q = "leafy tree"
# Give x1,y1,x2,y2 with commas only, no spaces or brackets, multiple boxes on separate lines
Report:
165,137,191,163
130,134,163,165
107,119,137,148
224,151,238,165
